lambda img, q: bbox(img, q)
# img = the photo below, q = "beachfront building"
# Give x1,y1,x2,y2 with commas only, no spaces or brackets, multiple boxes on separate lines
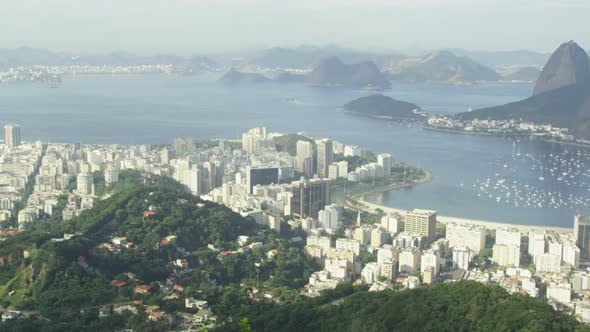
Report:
405,209,437,241
574,215,590,259
445,223,486,253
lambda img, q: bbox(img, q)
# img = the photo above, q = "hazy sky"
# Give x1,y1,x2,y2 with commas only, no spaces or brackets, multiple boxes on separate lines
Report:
2,0,590,54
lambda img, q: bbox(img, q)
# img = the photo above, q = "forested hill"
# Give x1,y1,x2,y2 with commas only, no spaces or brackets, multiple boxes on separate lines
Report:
225,281,583,332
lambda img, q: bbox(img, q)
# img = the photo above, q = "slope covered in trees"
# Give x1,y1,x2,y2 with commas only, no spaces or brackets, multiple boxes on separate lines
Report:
222,281,584,332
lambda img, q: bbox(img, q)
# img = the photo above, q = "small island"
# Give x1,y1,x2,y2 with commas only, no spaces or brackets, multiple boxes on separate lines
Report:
343,94,426,120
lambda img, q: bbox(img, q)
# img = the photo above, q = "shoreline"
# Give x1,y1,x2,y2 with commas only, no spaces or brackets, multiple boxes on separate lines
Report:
345,171,573,234
422,125,590,148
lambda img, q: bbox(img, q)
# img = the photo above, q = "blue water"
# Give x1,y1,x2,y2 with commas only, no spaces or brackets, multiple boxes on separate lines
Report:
1,75,588,227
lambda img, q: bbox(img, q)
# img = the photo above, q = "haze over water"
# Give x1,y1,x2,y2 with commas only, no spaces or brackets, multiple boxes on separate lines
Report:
1,75,588,227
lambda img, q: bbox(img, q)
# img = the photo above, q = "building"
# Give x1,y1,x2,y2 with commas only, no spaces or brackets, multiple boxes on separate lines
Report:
353,226,372,245
574,215,590,259
343,145,361,157
547,283,572,304
370,228,389,248
76,172,94,195
296,140,313,173
306,235,332,252
316,139,333,178
535,253,561,273
380,258,397,281
445,223,486,253
328,163,340,180
398,249,421,274
318,204,341,229
381,213,401,235
528,230,546,259
404,209,437,241
492,244,520,267
420,250,440,275
423,266,435,284
246,166,279,194
495,228,521,247
290,177,331,219
377,153,392,177
4,123,21,147
377,245,398,265
452,246,473,270
361,262,380,284
335,238,361,256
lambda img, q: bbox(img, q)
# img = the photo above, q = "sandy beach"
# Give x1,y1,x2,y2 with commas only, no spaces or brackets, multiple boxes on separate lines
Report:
358,198,573,234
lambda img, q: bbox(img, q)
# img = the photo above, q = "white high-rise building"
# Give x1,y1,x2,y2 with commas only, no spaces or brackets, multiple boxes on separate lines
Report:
336,161,348,178
76,172,94,195
104,163,119,185
445,223,486,253
528,230,546,259
361,262,380,284
296,140,314,172
562,242,580,268
420,250,440,275
452,246,473,270
377,153,392,177
496,228,521,247
381,213,401,235
328,163,340,180
316,139,333,178
318,204,341,229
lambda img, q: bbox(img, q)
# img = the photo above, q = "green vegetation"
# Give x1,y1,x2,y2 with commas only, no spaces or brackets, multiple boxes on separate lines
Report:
220,281,584,332
273,133,316,157
0,172,316,330
343,94,423,119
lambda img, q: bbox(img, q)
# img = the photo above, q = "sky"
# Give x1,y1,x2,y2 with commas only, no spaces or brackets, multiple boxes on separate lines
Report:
1,0,590,54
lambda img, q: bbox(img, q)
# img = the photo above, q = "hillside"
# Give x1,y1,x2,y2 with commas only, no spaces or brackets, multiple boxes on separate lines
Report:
503,66,541,82
457,41,590,139
389,51,501,83
225,281,582,331
457,82,590,138
0,172,317,330
305,57,391,90
343,94,423,119
217,68,270,85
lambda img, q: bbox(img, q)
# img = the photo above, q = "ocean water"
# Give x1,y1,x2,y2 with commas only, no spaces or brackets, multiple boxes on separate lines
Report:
1,75,587,227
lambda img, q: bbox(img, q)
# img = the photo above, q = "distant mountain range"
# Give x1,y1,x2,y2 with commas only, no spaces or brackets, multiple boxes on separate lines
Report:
502,66,541,82
305,57,391,89
387,51,501,84
343,94,423,119
458,41,590,139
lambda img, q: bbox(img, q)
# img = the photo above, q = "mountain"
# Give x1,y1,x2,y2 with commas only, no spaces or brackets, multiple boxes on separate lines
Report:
217,68,270,84
343,94,423,119
447,48,550,67
305,57,391,90
533,41,590,95
181,55,220,74
248,45,390,69
389,51,501,83
458,41,590,139
502,66,541,82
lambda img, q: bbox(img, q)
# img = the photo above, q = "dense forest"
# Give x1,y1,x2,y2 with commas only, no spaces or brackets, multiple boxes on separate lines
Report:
219,281,585,332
